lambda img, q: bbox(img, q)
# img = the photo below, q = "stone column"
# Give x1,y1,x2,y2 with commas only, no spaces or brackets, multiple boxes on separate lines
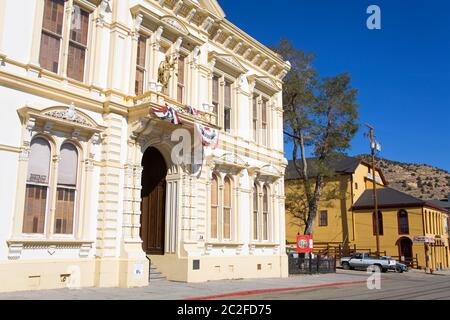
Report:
149,26,163,91
80,157,95,240
128,14,142,96
129,33,139,96
95,112,124,287
90,17,106,88
28,0,45,67
12,118,35,236
188,50,199,107
236,76,251,141
46,151,60,235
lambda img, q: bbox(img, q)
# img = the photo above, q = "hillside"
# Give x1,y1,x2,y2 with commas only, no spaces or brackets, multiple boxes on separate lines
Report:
357,155,450,201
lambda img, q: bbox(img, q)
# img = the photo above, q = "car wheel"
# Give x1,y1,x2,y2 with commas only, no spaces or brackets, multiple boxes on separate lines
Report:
371,264,382,273
342,262,350,270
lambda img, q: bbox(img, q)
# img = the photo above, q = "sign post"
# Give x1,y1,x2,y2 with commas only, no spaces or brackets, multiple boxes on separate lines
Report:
413,236,435,274
296,234,314,254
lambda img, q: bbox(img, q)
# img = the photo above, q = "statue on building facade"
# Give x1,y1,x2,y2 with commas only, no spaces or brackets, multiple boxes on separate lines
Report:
158,55,176,90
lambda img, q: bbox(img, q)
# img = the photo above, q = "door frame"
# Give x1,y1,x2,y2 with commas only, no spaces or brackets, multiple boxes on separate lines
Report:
140,147,168,256
397,237,414,262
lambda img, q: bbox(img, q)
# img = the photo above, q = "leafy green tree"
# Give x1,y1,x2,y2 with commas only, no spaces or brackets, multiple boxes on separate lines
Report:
274,39,359,236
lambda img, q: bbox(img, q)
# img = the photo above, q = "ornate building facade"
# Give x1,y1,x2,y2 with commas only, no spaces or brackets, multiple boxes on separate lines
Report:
0,0,290,292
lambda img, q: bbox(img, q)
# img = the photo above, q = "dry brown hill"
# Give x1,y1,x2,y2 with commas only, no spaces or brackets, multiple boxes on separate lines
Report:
357,155,450,201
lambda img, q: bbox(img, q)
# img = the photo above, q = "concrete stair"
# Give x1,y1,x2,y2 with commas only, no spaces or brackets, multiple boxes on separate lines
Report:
147,258,167,282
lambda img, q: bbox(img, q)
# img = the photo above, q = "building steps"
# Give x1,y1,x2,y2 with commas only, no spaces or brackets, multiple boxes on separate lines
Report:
147,257,167,282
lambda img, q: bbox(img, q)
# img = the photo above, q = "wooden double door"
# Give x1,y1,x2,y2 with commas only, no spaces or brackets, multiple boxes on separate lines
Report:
141,147,167,255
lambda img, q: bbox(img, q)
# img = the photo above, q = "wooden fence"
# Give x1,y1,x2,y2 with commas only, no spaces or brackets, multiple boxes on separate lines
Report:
287,242,419,269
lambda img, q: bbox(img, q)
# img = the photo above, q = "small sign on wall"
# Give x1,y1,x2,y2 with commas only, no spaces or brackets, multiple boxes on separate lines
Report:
133,263,144,279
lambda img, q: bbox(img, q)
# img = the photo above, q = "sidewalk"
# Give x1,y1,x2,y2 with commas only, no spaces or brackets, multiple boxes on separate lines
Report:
0,271,371,300
408,268,450,276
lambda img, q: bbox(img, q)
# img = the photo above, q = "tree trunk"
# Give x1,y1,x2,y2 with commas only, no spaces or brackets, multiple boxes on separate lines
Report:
304,175,324,236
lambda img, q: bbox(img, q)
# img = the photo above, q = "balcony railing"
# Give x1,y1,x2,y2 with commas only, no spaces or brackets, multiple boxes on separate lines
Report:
132,87,218,128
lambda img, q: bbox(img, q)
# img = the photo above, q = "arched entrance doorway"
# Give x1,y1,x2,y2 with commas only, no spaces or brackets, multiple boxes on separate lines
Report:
397,237,413,262
141,147,167,255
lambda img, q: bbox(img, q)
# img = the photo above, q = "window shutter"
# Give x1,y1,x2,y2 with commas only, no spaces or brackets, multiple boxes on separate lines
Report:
135,36,147,96
253,184,259,240
263,186,269,240
223,177,232,239
27,138,51,184
23,138,51,234
57,143,78,186
211,175,219,239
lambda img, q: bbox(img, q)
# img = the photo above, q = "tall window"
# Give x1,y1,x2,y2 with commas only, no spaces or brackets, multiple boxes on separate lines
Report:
319,210,328,227
398,210,409,235
210,175,219,239
39,0,91,82
252,95,258,143
212,75,219,118
210,174,234,241
177,56,185,103
261,100,268,146
262,186,269,241
23,138,51,234
39,0,65,73
223,177,232,240
373,211,384,236
253,183,271,242
253,184,259,240
224,81,232,133
135,35,147,96
55,143,78,234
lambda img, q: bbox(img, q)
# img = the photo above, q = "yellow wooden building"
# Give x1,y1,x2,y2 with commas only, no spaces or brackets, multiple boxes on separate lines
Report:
285,157,450,270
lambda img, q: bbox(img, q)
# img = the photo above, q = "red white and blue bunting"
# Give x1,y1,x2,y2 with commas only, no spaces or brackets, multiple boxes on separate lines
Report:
195,123,219,149
152,104,182,125
152,103,219,149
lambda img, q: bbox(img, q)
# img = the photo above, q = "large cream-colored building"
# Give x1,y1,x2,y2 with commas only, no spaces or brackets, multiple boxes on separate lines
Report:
0,0,291,292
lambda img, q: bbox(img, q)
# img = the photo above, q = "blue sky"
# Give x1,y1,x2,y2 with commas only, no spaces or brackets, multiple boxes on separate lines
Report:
219,0,450,171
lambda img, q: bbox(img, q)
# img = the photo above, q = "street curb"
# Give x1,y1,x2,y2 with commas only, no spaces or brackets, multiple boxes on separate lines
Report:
182,280,368,300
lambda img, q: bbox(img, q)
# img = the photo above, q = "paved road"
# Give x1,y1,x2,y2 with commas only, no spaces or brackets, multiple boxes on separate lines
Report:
1,269,449,300
223,270,450,300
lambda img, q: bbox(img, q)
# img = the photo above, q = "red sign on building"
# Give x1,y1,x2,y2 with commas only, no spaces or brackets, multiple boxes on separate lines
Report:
296,234,314,254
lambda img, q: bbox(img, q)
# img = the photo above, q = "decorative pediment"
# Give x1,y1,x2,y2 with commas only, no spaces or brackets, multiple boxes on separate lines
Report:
247,75,281,95
17,104,106,137
248,163,282,183
161,16,189,35
44,106,93,128
209,51,248,77
209,153,249,173
260,164,281,178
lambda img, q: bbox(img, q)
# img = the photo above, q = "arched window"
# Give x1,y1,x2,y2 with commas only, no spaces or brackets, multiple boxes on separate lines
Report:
23,137,51,234
223,177,232,240
398,210,409,235
253,184,259,241
210,174,219,239
55,143,78,234
262,186,269,241
373,211,384,236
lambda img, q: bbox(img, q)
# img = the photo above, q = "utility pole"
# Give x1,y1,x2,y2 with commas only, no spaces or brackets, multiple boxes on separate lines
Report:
366,124,381,257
